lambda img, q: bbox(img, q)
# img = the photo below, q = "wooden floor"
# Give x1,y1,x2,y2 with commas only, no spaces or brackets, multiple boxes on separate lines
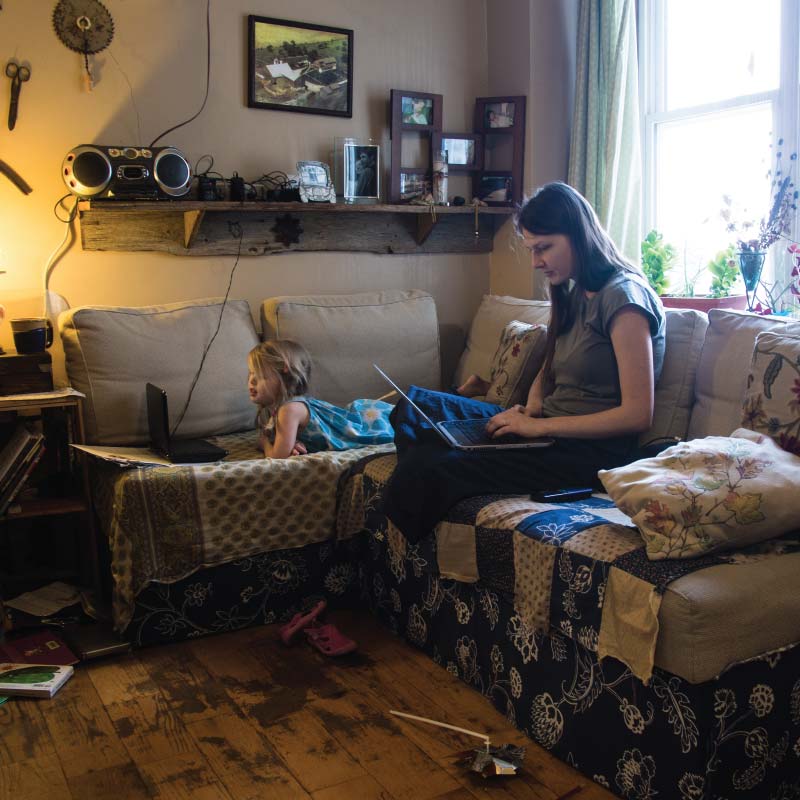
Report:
0,610,617,800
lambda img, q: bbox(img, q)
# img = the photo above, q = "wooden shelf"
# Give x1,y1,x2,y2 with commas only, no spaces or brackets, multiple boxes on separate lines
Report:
76,200,515,256
3,495,88,520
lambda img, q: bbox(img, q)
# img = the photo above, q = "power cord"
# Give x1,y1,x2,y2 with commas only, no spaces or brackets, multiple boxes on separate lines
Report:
170,220,244,437
149,0,211,147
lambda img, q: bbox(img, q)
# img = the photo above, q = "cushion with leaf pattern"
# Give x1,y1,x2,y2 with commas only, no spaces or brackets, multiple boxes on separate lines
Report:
741,330,800,456
485,320,548,408
599,428,800,560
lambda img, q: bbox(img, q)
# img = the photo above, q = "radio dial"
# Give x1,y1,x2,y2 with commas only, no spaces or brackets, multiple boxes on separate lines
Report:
108,148,121,157
123,147,139,159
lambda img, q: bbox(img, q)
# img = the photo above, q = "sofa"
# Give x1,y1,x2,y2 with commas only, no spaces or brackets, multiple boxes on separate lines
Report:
59,290,800,799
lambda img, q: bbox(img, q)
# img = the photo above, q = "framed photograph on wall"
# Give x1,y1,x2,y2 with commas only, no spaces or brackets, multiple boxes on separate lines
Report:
476,172,512,205
390,89,443,133
432,132,483,173
474,95,526,205
247,15,353,117
343,142,380,201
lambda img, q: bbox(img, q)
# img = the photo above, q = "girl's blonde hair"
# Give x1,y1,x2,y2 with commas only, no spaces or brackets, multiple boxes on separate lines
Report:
248,339,312,412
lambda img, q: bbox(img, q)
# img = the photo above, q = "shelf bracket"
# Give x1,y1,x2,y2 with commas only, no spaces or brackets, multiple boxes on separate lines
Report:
415,209,438,245
183,210,206,249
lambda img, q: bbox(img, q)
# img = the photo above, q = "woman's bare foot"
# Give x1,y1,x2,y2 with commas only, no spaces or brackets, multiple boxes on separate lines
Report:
456,374,490,397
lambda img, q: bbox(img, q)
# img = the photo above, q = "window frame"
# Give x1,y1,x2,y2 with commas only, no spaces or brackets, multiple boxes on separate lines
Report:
639,0,800,277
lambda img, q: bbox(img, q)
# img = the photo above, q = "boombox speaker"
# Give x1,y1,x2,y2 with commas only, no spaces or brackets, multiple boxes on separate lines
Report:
62,145,192,199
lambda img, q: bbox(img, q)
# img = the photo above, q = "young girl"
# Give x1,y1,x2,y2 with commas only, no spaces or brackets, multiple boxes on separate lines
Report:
247,339,394,459
383,181,666,542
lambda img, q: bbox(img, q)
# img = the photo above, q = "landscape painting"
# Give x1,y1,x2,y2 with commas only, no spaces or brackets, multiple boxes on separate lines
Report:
248,16,353,117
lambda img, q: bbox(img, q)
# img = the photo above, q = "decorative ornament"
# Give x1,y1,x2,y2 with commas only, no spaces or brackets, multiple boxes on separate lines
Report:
52,0,114,91
271,215,303,247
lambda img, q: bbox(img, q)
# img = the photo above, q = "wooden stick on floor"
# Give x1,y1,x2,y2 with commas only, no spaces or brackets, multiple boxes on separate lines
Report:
390,709,491,751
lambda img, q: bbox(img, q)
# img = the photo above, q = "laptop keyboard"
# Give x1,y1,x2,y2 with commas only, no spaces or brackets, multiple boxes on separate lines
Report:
444,418,527,445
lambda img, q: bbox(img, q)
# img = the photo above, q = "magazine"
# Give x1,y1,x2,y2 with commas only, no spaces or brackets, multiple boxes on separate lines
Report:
0,662,74,698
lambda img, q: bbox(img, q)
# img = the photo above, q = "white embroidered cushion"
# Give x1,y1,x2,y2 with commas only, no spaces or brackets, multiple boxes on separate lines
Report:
599,428,800,560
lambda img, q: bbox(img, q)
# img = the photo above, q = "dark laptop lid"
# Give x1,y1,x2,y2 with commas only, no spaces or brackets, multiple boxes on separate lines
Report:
146,382,171,457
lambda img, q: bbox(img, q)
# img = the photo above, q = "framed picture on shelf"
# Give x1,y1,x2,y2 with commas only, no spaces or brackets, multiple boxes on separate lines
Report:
390,89,443,133
432,132,483,173
474,95,526,205
389,89,443,202
475,173,513,205
399,172,430,201
343,142,380,201
247,15,353,117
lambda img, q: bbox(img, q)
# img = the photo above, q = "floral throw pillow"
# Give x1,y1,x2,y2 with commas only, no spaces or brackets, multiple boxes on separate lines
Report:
741,330,800,456
485,320,547,408
598,428,800,560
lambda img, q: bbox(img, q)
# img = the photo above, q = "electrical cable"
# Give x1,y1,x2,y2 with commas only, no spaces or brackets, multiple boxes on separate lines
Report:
108,48,143,145
43,195,79,317
170,221,244,437
149,0,211,147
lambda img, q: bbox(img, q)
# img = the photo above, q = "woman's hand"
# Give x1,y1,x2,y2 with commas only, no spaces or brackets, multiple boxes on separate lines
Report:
485,405,551,438
290,441,308,456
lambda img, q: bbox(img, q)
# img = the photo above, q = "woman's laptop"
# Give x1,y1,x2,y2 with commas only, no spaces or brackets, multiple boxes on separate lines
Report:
373,365,554,451
146,383,228,464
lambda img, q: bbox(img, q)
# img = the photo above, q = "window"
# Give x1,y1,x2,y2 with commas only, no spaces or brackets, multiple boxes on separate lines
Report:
640,0,800,294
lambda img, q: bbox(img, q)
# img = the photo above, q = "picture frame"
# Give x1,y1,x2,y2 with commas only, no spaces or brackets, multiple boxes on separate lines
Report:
247,15,353,118
389,89,443,202
399,171,430,202
296,160,336,203
475,172,513,205
431,132,483,173
474,95,526,205
343,142,380,201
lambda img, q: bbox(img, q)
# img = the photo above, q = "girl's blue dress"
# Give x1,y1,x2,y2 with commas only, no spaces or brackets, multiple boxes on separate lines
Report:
292,396,394,451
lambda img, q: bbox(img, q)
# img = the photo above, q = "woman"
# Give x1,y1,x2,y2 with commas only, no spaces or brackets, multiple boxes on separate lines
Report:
382,181,665,543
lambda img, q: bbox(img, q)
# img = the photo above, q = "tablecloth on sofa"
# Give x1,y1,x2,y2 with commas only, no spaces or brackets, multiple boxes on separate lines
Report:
91,429,394,632
337,452,800,684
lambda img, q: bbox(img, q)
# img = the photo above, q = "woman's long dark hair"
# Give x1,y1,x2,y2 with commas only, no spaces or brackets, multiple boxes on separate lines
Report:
515,182,641,381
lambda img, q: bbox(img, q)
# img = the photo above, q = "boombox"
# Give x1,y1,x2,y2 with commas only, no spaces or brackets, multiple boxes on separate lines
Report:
61,145,192,199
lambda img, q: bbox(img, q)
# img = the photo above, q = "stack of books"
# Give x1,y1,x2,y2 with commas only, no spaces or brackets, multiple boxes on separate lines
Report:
0,424,45,516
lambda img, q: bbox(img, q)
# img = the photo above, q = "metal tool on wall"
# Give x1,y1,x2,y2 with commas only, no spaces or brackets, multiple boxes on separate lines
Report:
5,59,30,131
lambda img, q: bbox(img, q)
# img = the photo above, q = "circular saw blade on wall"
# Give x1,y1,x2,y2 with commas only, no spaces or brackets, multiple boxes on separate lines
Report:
53,0,114,89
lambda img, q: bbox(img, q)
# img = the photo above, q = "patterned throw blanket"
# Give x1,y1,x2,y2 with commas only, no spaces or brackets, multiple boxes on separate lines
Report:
91,429,394,632
337,452,800,682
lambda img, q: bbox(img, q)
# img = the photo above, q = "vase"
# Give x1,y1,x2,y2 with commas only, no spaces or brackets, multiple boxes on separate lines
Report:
737,250,766,311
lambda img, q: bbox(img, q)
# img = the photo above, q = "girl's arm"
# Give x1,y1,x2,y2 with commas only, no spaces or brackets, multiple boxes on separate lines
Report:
261,401,310,458
487,307,654,440
523,369,544,417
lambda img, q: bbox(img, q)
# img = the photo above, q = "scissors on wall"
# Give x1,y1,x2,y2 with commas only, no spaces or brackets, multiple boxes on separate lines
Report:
6,59,30,131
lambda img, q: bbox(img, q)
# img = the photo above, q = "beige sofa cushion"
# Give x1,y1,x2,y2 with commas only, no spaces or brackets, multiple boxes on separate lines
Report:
656,551,800,683
640,308,708,445
60,298,258,445
687,309,800,439
260,290,440,405
485,321,548,408
453,295,551,390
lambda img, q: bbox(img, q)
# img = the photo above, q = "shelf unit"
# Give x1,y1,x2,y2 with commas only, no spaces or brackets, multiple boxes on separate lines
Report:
76,200,516,256
0,391,100,602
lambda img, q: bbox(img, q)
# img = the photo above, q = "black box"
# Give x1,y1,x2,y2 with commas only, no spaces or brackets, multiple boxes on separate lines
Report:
0,352,54,395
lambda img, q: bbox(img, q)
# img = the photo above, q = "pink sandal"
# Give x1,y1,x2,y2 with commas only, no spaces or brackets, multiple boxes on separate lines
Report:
279,599,327,645
304,623,357,656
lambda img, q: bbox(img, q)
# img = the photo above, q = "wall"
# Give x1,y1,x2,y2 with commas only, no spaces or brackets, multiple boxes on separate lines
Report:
487,0,578,299
0,0,491,381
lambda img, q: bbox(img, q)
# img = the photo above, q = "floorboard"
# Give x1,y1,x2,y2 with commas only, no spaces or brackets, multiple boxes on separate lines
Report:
0,610,618,800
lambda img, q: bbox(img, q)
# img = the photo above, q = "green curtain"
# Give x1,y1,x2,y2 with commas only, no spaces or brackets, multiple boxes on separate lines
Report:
568,0,641,263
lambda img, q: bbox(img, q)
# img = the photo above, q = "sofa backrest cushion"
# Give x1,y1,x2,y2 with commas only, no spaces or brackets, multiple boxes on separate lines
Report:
260,290,440,405
687,309,800,439
453,295,551,390
640,308,708,446
60,298,259,445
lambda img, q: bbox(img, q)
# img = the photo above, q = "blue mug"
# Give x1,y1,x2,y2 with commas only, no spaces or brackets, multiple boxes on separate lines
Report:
11,317,53,355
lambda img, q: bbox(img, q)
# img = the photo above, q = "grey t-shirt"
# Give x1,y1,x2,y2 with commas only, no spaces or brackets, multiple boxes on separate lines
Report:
542,271,665,418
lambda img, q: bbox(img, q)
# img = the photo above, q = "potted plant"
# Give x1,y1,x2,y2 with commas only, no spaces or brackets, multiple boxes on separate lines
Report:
640,232,747,311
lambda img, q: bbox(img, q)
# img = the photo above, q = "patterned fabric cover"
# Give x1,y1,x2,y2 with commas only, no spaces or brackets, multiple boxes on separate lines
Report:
344,454,800,799
742,330,800,456
485,320,548,407
337,453,800,684
91,430,393,633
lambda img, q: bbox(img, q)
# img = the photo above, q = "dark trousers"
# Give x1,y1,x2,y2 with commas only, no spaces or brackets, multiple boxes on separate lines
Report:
381,387,638,543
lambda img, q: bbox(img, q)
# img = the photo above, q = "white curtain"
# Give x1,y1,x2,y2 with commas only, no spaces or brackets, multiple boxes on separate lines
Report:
568,0,642,263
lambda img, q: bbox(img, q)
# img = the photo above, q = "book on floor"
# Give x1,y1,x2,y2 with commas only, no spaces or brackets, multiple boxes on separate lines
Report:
0,662,74,698
0,629,78,666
